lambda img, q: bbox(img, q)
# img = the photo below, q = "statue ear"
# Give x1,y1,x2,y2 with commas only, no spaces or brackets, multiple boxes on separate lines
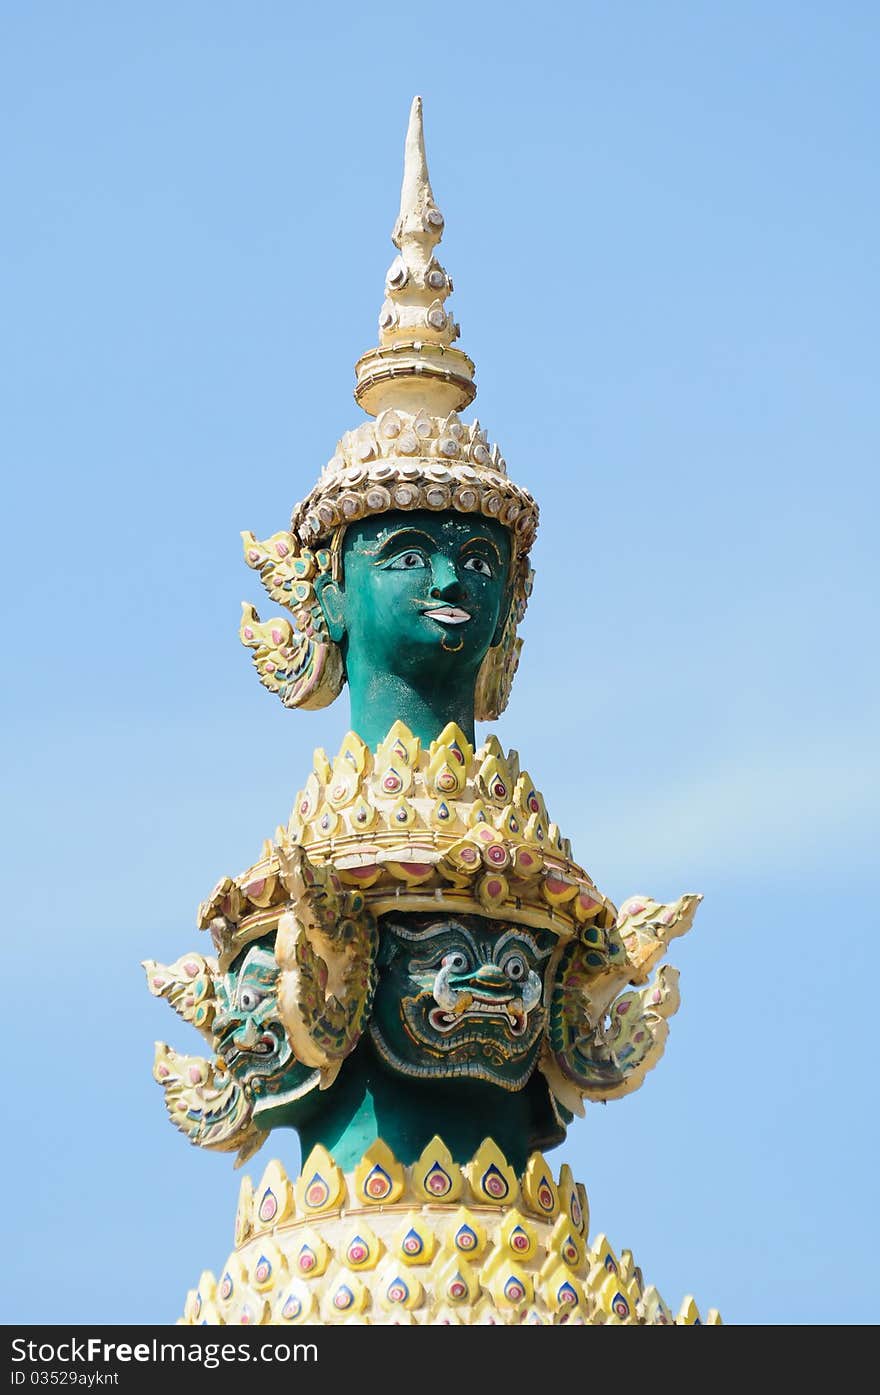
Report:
314,573,346,644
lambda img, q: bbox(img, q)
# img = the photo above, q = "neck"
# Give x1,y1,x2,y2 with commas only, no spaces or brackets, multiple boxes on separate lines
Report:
345,663,477,748
288,1045,566,1173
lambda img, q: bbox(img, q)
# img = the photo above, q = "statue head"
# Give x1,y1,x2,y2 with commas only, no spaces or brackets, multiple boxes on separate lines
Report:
239,99,537,744
212,937,318,1119
370,912,556,1090
306,511,511,744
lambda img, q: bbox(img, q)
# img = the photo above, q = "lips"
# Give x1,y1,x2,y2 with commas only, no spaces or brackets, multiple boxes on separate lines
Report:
428,1000,528,1036
423,605,471,625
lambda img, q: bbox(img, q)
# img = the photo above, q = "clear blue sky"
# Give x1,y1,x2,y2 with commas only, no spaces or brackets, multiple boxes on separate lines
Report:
3,2,877,1325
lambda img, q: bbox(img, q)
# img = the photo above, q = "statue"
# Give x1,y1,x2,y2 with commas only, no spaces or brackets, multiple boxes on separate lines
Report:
145,97,717,1326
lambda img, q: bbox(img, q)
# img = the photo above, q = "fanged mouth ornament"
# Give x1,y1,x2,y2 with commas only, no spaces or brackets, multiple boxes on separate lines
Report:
422,605,471,625
221,1033,278,1063
428,998,529,1036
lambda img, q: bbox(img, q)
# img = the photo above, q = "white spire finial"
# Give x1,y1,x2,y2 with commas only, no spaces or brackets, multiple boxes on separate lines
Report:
353,96,476,417
393,95,440,245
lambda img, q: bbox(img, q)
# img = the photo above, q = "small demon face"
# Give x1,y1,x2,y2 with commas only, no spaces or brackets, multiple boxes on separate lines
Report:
369,913,555,1089
213,940,293,1088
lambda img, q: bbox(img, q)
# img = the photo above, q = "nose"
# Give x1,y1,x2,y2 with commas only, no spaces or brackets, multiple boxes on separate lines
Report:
233,1017,261,1049
429,554,465,601
470,965,511,995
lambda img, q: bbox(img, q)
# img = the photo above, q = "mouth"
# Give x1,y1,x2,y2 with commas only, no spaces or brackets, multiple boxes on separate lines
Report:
221,1033,277,1064
422,605,471,626
428,998,528,1036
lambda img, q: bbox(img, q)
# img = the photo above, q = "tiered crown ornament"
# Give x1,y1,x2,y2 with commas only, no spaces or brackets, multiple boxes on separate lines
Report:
145,97,718,1326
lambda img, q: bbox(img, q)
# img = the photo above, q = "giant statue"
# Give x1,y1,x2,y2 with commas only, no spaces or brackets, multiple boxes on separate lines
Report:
145,98,717,1325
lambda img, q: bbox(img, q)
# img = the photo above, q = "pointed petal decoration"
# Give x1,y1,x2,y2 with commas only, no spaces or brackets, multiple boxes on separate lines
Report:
444,1208,487,1260
293,1145,345,1214
293,1229,330,1278
464,1139,518,1206
273,1280,316,1324
435,1255,479,1307
342,1224,383,1271
540,1265,587,1319
481,1251,534,1311
250,1240,283,1292
321,1275,368,1321
411,1137,464,1203
559,1165,588,1237
392,1219,436,1266
521,1153,560,1220
677,1295,703,1325
498,1210,538,1261
353,1140,406,1205
253,1159,294,1229
639,1284,675,1325
378,1262,424,1311
547,1214,586,1271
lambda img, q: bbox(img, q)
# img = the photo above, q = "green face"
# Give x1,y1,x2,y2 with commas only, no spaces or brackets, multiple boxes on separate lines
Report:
369,913,555,1090
316,511,512,745
214,939,314,1111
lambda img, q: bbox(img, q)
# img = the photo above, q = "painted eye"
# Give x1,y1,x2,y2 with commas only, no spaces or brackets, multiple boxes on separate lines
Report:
443,951,468,973
503,954,528,982
388,550,427,570
463,556,493,577
239,987,262,1011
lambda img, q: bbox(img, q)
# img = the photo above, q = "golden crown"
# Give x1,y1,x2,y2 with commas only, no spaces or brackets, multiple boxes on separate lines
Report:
289,409,538,561
198,721,617,973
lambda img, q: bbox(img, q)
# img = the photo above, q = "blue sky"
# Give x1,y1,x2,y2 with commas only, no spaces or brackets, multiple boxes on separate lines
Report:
2,2,877,1325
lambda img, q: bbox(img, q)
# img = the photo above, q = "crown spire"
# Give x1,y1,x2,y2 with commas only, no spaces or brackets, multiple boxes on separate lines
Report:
354,96,477,418
394,94,437,243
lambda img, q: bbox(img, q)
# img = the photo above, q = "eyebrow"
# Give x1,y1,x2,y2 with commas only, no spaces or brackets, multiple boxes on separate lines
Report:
363,528,437,561
383,918,470,942
494,927,552,960
363,527,506,568
459,536,503,564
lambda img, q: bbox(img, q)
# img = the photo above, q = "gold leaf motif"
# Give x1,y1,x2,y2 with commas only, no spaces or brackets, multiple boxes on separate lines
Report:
464,1139,518,1206
520,1153,559,1219
377,1260,424,1311
272,1279,316,1324
392,1217,436,1267
410,1137,464,1204
293,1145,345,1214
353,1140,406,1205
498,1209,538,1261
252,1159,295,1230
339,1222,383,1271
